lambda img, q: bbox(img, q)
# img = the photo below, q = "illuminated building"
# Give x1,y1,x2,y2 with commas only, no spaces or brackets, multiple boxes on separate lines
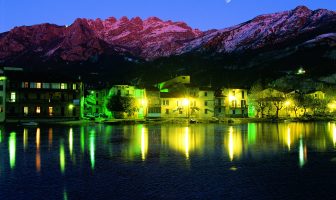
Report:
215,88,248,118
2,68,84,121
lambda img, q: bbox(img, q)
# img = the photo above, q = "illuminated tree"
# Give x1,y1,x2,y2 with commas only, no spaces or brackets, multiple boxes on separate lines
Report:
107,95,137,118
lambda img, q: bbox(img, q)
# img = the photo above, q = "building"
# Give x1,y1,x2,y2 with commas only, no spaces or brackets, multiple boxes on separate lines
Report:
3,69,84,121
146,87,161,118
215,88,248,118
84,89,111,118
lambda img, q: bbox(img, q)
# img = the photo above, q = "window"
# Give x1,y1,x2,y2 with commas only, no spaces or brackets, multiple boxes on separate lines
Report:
36,83,41,89
218,108,221,113
61,83,67,89
0,85,3,91
205,101,208,106
179,110,183,114
72,84,77,90
10,92,16,102
24,107,28,115
242,91,245,99
232,90,236,96
0,96,3,104
177,101,179,106
162,100,169,106
48,107,53,116
241,100,246,107
36,106,41,114
42,83,50,89
0,106,3,113
165,109,169,114
205,109,208,114
23,82,29,88
30,82,36,88
232,100,237,108
204,92,208,97
51,83,60,89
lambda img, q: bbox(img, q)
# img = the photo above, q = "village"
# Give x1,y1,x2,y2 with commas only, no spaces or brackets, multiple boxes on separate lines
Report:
0,67,335,124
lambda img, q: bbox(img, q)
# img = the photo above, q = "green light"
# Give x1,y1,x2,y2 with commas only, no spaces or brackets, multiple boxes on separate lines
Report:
248,123,257,145
89,130,96,170
0,131,2,143
9,132,16,169
299,139,306,168
69,128,73,156
80,127,85,153
0,76,6,81
63,188,68,200
60,140,65,174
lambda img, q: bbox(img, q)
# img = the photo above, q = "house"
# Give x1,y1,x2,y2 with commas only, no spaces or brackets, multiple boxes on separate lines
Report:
215,88,248,118
3,69,84,121
146,87,161,118
84,89,111,118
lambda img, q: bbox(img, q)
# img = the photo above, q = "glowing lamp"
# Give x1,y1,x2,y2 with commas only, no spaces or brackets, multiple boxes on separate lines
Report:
182,98,189,106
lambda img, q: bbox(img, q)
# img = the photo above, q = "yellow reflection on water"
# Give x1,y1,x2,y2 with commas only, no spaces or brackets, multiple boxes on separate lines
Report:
60,140,65,174
9,132,16,169
69,128,73,156
89,130,96,170
36,128,41,172
225,126,242,161
185,127,189,159
23,128,28,151
287,127,291,151
48,128,53,149
141,127,148,161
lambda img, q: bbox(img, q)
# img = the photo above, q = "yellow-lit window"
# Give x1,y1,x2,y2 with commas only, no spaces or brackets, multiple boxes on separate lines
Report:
24,107,28,115
48,107,53,116
36,106,41,114
36,83,41,89
23,82,29,88
10,92,16,102
72,84,77,90
61,83,67,89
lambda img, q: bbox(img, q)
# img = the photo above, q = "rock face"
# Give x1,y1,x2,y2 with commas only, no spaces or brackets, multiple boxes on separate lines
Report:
0,6,335,69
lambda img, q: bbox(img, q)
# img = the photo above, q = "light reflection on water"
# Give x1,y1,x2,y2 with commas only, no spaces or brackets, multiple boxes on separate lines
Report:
1,122,336,199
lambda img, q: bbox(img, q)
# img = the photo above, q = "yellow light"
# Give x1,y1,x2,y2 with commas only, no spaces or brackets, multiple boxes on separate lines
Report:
141,99,148,107
185,127,190,160
228,127,234,161
23,128,28,151
141,127,148,161
68,104,74,110
36,128,40,150
0,76,6,81
226,126,242,161
182,98,189,106
229,95,236,102
333,126,336,147
287,127,291,151
285,100,291,107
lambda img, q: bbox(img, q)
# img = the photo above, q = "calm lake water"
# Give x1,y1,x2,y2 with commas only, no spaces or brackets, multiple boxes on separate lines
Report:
1,122,336,200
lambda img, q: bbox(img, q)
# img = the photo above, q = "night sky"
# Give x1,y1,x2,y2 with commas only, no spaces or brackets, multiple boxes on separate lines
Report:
1,0,335,33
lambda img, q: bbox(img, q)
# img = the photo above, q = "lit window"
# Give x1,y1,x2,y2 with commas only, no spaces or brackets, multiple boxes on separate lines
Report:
30,82,36,88
48,107,53,116
36,106,41,114
24,107,28,115
42,83,50,89
61,83,67,89
72,84,77,90
22,82,29,88
10,92,16,102
36,83,41,89
51,83,60,89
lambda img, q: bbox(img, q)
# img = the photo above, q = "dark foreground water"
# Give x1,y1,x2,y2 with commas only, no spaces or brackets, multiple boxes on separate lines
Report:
1,122,336,200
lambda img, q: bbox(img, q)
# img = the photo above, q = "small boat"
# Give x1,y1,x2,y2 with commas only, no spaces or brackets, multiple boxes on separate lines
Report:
19,122,39,126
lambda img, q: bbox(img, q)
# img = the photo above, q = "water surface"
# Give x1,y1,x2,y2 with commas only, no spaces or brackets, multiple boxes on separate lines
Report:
1,122,336,199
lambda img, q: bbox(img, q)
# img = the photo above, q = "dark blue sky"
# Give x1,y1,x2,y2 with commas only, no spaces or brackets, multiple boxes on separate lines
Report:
1,0,335,33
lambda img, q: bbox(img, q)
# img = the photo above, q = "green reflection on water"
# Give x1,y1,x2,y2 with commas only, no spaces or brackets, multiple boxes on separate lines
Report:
9,132,16,169
80,127,85,153
299,138,307,168
248,123,257,145
60,140,65,174
89,130,95,169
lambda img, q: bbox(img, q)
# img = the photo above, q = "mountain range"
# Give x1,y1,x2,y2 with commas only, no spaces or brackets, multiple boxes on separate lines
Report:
0,6,335,87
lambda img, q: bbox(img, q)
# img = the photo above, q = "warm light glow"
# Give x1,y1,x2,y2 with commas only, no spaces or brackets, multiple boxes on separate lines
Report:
23,128,28,151
229,95,236,102
69,128,73,156
36,106,41,114
141,127,148,161
68,104,74,110
60,140,65,174
226,126,243,161
287,127,291,151
333,126,336,148
185,127,190,159
285,100,291,107
141,99,148,107
9,132,16,169
48,128,53,149
182,98,190,106
36,128,40,150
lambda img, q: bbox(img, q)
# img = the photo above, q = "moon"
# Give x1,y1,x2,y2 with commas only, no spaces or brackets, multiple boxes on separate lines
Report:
226,0,231,3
